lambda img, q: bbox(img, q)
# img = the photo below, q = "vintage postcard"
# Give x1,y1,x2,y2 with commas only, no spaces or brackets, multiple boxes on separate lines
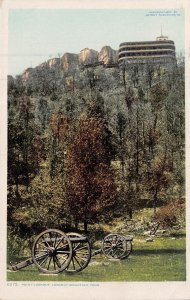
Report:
0,0,190,299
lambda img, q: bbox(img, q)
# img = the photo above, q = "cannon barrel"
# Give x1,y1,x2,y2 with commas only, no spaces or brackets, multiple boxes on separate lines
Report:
9,257,34,271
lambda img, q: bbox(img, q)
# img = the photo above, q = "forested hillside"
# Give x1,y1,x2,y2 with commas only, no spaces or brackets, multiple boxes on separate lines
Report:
7,53,185,248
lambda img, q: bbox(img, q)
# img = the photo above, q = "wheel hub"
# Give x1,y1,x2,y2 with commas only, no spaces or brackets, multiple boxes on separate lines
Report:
48,247,56,256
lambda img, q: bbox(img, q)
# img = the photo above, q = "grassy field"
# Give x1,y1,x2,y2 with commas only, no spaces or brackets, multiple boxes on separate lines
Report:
7,235,186,281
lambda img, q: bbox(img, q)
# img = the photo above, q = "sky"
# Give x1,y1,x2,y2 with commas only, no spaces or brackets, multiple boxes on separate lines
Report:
8,9,185,76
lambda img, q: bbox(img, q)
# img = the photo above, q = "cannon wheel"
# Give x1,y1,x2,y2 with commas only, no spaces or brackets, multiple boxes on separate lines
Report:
66,232,91,273
102,233,126,259
120,240,133,259
32,229,73,274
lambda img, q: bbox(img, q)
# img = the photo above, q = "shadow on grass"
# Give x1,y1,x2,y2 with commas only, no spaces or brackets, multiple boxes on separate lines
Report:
133,249,186,256
170,233,186,238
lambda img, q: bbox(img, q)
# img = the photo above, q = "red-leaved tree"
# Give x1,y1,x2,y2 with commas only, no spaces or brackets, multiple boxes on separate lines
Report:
66,102,117,232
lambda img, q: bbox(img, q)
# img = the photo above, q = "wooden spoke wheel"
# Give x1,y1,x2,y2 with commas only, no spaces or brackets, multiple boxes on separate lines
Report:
32,229,72,274
120,240,133,259
102,233,127,259
65,232,91,273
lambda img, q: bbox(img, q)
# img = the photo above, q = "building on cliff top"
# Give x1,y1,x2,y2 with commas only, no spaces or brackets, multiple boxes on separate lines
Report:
118,35,176,66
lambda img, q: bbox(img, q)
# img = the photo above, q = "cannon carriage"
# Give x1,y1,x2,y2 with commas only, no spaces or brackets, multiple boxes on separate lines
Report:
9,229,133,274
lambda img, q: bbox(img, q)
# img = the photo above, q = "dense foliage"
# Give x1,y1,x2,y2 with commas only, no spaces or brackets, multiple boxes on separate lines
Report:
7,58,185,252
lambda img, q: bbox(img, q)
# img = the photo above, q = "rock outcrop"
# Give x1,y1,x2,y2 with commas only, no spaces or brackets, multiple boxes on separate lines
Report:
98,46,118,65
47,58,60,68
61,53,79,71
78,48,98,66
18,45,118,81
21,68,34,81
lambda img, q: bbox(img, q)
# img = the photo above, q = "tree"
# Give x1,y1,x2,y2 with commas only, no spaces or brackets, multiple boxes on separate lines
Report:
147,155,171,214
8,94,43,191
148,83,168,156
49,111,70,178
145,63,155,88
36,97,50,130
8,168,69,239
66,100,117,232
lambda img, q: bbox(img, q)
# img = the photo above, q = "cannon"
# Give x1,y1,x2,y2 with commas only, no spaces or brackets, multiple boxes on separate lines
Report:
9,229,133,274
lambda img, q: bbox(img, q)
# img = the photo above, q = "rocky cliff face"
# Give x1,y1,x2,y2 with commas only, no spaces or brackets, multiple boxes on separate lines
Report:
47,58,60,68
98,46,118,65
21,68,34,81
61,53,79,71
19,46,118,81
78,48,98,65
